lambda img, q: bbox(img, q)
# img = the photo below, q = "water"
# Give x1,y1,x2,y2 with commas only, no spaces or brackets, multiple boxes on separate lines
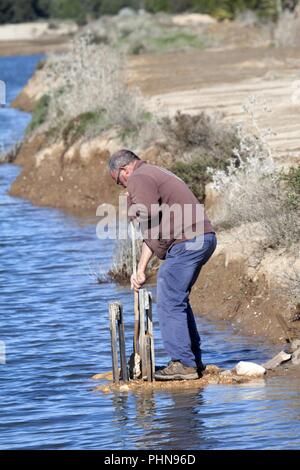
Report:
0,54,43,153
1,55,300,450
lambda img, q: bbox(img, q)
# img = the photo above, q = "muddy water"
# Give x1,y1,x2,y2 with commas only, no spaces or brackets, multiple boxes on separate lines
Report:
1,55,300,450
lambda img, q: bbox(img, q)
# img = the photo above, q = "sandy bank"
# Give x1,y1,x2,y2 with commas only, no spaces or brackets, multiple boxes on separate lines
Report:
9,133,122,216
0,21,77,57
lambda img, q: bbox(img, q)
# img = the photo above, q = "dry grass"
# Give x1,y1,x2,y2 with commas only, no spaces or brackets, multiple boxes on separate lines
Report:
36,34,147,139
159,111,241,164
151,111,244,201
81,12,215,55
108,237,158,283
208,98,300,251
273,9,300,47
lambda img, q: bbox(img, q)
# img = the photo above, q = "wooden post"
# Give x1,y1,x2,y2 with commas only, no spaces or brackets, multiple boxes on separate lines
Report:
145,334,153,382
117,302,128,382
109,301,128,384
109,302,119,384
130,222,141,380
139,288,147,379
131,222,139,355
146,291,155,380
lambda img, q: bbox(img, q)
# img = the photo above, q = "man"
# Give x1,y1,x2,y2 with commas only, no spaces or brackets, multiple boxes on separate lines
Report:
109,149,217,381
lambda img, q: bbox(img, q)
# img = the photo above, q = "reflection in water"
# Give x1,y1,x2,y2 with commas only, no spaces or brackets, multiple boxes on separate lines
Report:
136,390,207,450
110,389,218,450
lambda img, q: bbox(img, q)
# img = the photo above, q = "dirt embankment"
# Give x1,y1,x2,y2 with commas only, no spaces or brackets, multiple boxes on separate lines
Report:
9,132,122,216
9,41,300,349
190,227,300,345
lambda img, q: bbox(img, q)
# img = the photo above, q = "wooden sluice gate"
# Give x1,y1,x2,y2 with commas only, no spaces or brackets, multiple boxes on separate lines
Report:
109,301,128,384
108,288,155,384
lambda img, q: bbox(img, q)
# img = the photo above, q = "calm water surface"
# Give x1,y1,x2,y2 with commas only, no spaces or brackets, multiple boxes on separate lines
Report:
1,55,300,450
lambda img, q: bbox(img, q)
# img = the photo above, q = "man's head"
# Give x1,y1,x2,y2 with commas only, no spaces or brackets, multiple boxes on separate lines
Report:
109,149,140,188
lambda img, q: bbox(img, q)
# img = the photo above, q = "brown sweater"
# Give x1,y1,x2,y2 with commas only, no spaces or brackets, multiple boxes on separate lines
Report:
127,160,215,259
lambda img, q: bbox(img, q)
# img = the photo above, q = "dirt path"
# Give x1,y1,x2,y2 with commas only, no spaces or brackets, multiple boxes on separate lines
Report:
129,46,300,166
0,37,71,57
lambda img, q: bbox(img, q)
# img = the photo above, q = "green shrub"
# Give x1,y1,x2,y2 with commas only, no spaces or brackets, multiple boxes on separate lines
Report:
161,112,239,202
49,0,87,24
144,0,172,12
26,95,50,134
61,110,106,145
280,165,300,209
151,31,205,50
211,7,234,20
256,0,280,21
169,156,217,202
100,0,139,15
160,112,240,162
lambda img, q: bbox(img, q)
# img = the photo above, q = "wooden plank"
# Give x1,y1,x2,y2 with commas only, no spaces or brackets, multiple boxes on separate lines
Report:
109,302,119,384
145,334,152,382
145,291,155,380
139,288,146,379
117,302,128,382
131,222,140,357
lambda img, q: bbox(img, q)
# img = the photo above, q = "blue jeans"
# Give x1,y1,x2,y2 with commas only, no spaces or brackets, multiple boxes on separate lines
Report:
157,232,217,368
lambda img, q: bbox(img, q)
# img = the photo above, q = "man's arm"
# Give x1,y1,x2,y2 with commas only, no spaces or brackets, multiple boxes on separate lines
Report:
131,241,154,291
127,174,158,290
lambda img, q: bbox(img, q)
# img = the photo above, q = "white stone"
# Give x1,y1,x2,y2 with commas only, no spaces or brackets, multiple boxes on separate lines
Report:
263,351,291,370
235,361,266,377
291,339,300,352
292,347,300,366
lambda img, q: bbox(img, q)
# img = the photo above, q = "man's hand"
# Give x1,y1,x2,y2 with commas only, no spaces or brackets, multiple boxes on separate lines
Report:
131,270,146,292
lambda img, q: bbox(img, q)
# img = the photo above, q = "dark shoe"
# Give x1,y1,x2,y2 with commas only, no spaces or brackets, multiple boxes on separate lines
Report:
154,361,199,381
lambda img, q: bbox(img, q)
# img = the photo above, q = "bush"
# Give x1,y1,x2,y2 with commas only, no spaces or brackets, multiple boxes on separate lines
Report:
280,165,300,209
49,0,87,24
209,142,300,250
151,31,205,50
100,0,139,15
160,111,240,163
61,110,106,145
37,36,147,138
26,94,50,134
144,0,172,12
156,111,242,202
108,237,158,282
273,10,300,47
170,157,215,202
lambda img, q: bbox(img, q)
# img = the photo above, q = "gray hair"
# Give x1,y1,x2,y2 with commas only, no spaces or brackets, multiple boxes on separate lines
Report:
108,149,140,172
